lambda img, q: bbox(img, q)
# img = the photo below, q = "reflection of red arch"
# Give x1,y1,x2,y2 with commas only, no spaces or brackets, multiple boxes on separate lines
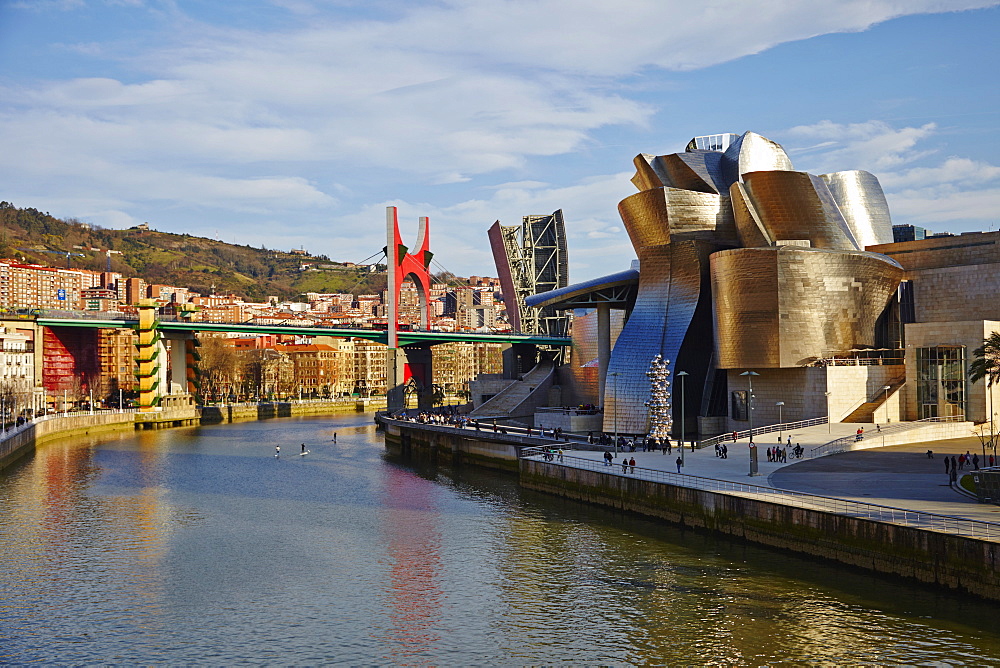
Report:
385,206,433,349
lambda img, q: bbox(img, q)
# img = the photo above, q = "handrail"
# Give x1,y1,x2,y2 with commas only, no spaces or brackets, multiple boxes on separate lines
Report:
699,416,828,450
809,415,967,458
521,451,1000,542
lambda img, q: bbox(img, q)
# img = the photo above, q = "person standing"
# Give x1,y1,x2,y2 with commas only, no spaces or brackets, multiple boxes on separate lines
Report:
629,456,636,474
622,458,629,474
945,456,951,477
676,456,682,474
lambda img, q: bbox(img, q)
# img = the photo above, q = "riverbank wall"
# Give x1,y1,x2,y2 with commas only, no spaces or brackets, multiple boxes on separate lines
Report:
1,399,387,473
380,415,1000,602
381,416,544,472
199,399,384,424
0,412,137,472
520,458,1000,601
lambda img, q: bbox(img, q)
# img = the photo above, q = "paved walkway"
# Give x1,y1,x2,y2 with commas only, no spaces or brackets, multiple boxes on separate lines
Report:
548,427,1000,525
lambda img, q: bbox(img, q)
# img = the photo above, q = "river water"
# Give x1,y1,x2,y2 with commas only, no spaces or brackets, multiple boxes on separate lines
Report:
2,414,1000,665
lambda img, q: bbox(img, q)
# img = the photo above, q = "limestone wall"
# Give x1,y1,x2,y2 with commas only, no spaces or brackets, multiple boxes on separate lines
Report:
521,458,1000,601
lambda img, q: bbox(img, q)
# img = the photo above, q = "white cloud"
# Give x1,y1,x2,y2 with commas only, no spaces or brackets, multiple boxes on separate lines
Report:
781,120,1000,232
784,120,939,173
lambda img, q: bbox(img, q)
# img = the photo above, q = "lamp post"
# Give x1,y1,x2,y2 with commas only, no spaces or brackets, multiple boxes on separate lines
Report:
825,391,832,433
740,370,760,476
611,371,619,455
882,385,891,424
676,371,688,465
776,401,784,441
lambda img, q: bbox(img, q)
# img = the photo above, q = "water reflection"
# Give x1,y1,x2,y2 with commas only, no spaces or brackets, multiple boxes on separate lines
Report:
0,416,999,664
378,464,443,665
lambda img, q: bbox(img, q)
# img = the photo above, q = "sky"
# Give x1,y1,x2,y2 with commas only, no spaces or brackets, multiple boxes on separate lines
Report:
1,0,999,281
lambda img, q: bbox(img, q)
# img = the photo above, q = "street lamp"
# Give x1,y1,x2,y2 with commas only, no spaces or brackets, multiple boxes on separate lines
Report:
676,371,688,465
882,385,891,424
776,401,784,441
825,391,832,433
740,370,760,476
610,371,619,455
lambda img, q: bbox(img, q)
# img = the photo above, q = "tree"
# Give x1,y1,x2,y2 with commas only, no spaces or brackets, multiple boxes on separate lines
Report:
969,331,1000,458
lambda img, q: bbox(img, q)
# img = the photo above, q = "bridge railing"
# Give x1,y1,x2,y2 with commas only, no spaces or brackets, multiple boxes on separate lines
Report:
522,451,1000,542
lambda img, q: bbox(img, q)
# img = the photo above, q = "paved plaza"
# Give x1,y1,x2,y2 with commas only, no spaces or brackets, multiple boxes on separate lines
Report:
544,422,1000,524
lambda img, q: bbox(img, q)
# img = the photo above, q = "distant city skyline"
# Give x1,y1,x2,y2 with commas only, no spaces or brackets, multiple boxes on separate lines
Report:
1,1,998,280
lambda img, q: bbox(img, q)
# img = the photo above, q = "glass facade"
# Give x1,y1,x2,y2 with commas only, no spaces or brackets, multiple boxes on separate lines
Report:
916,346,967,419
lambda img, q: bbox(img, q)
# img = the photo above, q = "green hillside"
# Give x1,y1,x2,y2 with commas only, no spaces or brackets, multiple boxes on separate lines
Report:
0,202,387,301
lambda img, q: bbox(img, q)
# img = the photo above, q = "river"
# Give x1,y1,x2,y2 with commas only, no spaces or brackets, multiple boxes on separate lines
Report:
2,414,999,665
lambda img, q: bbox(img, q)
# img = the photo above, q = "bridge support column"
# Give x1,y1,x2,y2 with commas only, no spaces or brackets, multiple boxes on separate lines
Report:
135,300,161,412
163,331,195,396
385,344,435,413
597,302,611,407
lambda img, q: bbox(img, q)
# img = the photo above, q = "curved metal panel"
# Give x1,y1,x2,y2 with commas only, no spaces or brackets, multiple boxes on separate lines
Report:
742,171,858,250
821,170,894,248
730,181,773,248
722,131,794,186
712,246,903,369
603,240,716,434
631,153,670,191
618,187,737,250
661,152,725,194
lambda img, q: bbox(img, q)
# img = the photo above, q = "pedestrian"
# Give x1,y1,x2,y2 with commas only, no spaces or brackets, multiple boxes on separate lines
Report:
959,453,966,470
973,453,980,470
950,466,958,485
722,444,728,459
926,449,933,458
629,456,636,473
787,435,791,447
558,449,564,463
622,458,629,474
951,455,958,473
676,456,683,474
732,431,738,443
945,457,951,475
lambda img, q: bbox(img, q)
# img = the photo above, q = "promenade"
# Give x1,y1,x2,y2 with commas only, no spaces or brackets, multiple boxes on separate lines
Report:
528,421,998,525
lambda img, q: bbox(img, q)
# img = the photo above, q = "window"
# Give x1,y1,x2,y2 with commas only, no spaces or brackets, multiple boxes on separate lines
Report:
731,390,749,421
916,346,967,419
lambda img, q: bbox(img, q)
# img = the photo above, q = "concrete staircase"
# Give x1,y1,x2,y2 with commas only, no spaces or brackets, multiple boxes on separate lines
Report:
469,360,555,421
841,376,906,423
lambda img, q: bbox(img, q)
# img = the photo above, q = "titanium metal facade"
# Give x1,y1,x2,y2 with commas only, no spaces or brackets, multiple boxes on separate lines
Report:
598,131,901,434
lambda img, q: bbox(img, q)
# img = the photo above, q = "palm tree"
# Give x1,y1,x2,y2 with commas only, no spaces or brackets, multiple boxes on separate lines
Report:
969,332,1000,458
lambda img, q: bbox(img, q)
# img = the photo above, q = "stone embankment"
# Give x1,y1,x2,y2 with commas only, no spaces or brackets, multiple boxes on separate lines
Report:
1,399,385,473
379,415,1000,602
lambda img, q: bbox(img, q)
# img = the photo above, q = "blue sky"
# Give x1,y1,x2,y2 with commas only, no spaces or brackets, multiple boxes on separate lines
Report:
1,0,998,281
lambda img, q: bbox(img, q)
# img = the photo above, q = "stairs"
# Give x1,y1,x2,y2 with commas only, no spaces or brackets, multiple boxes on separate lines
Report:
841,377,905,423
469,361,555,420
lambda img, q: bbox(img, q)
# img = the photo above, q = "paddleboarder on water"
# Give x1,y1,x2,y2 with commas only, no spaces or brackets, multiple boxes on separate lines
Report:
275,445,280,458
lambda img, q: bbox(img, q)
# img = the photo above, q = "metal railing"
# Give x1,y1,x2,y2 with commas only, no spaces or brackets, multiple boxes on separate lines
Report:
809,415,967,458
522,451,1000,541
699,416,828,450
0,407,140,446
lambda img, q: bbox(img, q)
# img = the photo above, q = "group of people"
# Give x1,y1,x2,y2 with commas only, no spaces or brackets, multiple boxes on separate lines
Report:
602,450,638,473
714,443,730,458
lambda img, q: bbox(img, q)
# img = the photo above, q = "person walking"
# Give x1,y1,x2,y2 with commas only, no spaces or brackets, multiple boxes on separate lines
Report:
951,455,958,474
629,456,636,473
622,458,629,474
558,449,564,463
973,453,980,470
676,456,682,474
